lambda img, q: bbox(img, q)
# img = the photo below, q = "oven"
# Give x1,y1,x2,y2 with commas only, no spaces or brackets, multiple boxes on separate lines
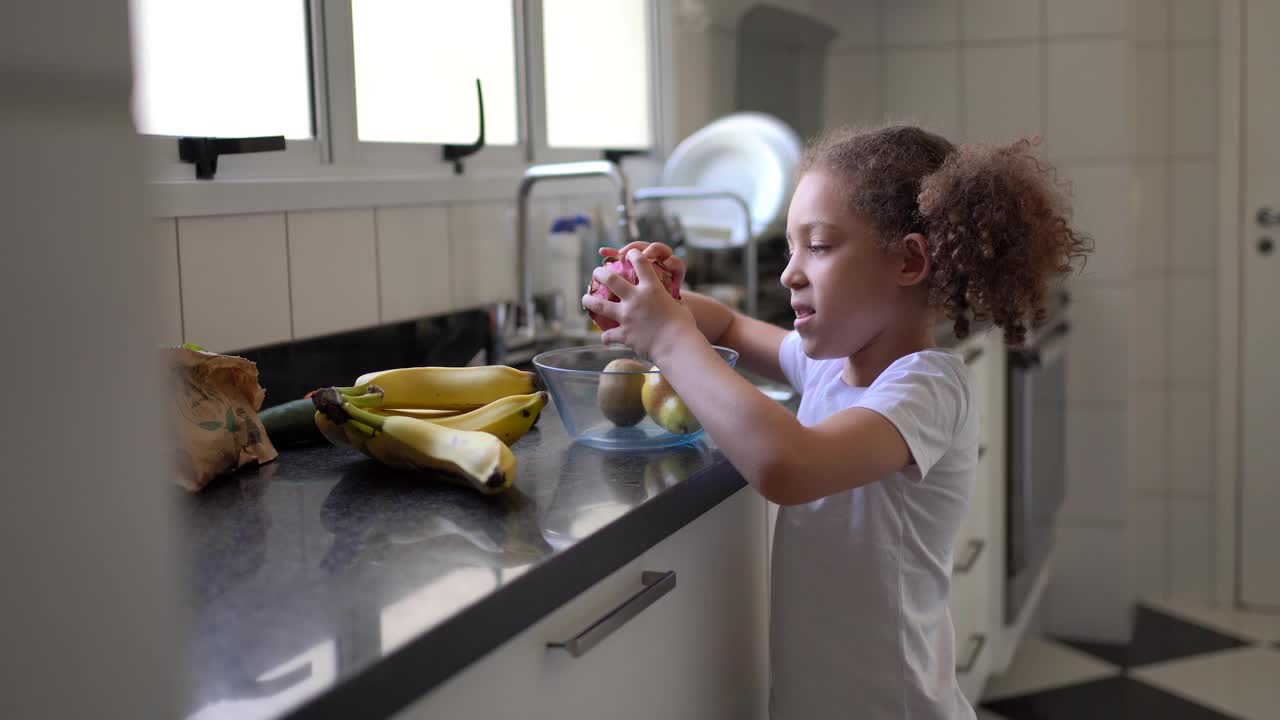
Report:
1005,306,1070,625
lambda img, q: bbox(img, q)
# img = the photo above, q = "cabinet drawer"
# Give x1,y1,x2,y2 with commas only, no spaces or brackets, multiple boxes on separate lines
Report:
396,488,768,720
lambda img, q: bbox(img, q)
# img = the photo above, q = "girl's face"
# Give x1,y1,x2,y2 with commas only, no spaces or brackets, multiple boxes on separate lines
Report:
781,171,907,360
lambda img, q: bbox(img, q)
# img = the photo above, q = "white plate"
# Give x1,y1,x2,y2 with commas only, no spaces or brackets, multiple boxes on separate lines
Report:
660,112,801,248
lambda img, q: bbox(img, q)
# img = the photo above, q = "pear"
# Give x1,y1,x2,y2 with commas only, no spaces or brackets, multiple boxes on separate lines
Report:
596,358,650,426
640,366,701,435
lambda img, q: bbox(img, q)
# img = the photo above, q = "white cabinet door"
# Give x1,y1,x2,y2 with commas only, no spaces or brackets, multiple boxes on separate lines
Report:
396,487,768,720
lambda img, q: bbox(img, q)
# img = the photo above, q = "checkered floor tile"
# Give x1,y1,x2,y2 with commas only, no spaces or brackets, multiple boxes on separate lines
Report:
979,602,1280,720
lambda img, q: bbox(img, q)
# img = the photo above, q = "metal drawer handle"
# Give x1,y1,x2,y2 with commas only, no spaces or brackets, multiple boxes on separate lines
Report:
954,539,985,574
548,570,676,658
956,633,986,674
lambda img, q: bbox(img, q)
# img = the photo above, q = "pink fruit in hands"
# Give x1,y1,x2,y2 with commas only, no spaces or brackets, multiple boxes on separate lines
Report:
586,255,682,331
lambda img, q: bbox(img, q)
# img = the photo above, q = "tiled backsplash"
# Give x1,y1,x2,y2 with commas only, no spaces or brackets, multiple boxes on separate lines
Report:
236,309,489,410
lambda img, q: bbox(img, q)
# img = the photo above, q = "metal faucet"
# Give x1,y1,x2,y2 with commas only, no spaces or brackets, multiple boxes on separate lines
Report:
494,161,638,362
632,186,758,319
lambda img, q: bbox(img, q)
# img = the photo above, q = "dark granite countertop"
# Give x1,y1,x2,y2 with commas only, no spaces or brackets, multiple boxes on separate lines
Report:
181,402,756,720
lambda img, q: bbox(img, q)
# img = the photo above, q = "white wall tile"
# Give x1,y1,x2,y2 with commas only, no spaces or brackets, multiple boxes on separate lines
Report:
152,218,183,346
1064,409,1129,521
1169,387,1214,494
1170,0,1217,43
824,51,882,129
1062,164,1135,282
1134,163,1168,271
1136,0,1170,46
1168,161,1217,271
883,48,961,139
1044,524,1136,643
287,209,379,340
1132,275,1167,383
449,202,516,310
1168,272,1216,382
810,0,880,50
178,214,292,353
880,0,959,47
1047,41,1134,160
962,43,1042,143
1168,496,1214,603
375,205,453,324
1131,386,1167,490
962,0,1041,41
1046,0,1134,37
1133,494,1169,598
1135,48,1169,159
1067,287,1131,408
1171,46,1217,157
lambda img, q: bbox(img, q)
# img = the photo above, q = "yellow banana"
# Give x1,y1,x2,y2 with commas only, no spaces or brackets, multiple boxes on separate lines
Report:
341,365,539,411
314,389,516,494
414,391,548,446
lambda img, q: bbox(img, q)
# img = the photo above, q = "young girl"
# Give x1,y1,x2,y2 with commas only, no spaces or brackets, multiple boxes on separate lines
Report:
582,124,1091,719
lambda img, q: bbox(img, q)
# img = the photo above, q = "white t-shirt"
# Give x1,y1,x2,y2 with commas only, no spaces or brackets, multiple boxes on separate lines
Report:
770,331,979,720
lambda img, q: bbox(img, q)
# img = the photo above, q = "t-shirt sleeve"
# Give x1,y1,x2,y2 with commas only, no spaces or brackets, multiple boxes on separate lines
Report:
852,353,968,480
777,331,812,392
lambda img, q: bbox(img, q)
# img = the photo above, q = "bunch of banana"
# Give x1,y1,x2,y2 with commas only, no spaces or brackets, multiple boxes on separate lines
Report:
310,365,549,494
312,388,518,495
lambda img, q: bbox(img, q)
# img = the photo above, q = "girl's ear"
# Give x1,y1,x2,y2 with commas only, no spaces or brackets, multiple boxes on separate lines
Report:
897,232,931,287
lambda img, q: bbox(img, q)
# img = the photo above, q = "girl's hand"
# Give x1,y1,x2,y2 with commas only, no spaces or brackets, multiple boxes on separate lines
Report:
583,249,699,362
600,241,686,290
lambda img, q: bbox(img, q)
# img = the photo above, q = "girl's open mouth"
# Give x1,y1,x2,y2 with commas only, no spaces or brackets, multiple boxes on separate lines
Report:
792,304,815,328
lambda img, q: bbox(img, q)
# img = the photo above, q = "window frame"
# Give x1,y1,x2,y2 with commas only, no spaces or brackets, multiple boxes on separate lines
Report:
140,0,672,217
524,0,665,165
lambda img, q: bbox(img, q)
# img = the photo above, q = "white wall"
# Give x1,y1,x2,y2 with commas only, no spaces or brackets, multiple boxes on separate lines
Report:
3,1,182,717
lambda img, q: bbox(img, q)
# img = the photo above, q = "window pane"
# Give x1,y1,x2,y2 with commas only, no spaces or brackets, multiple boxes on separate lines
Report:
543,0,652,149
352,0,518,145
129,0,312,139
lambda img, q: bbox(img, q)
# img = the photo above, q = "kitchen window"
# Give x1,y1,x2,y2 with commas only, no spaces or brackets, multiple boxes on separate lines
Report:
130,0,669,213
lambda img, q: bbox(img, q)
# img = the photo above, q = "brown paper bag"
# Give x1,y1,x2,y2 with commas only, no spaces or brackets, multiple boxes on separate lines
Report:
170,347,278,491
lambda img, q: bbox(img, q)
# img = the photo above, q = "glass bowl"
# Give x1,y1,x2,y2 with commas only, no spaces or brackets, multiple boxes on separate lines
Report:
532,344,739,450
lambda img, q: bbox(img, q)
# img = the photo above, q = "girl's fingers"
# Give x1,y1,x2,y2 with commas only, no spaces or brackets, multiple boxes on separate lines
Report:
581,293,619,321
591,265,637,299
627,250,662,288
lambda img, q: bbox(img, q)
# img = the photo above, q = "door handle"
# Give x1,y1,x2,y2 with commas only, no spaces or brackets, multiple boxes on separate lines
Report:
953,539,986,574
547,570,676,657
1258,207,1280,227
956,633,987,674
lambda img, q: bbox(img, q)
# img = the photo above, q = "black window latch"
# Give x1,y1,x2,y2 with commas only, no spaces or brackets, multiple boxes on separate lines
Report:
177,135,286,180
443,78,486,175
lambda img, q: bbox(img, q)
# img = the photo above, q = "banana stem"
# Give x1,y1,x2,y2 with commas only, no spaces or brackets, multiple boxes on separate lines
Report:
342,401,389,430
346,418,377,437
333,383,375,397
341,392,385,409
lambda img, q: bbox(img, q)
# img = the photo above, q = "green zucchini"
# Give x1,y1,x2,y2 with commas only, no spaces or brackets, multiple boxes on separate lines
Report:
259,397,325,448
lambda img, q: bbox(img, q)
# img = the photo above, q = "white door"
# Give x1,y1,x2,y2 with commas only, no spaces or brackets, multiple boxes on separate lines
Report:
1241,0,1280,608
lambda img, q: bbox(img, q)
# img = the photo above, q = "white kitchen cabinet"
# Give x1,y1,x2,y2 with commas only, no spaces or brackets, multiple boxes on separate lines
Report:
395,487,769,720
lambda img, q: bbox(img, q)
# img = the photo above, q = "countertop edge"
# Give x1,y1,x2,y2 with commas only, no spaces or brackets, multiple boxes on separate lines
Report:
282,457,749,720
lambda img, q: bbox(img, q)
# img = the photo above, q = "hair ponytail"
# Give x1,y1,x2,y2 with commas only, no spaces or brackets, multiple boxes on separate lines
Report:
917,138,1092,345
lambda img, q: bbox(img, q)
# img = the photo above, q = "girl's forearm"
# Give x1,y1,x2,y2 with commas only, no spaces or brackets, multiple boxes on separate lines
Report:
651,331,801,503
680,291,735,344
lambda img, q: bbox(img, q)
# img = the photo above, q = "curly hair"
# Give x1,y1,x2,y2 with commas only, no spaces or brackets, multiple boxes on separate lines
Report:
798,124,1093,346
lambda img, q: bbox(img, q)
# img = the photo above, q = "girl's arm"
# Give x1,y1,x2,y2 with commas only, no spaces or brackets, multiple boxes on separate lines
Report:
679,291,789,384
585,250,911,505
652,335,911,506
601,242,789,384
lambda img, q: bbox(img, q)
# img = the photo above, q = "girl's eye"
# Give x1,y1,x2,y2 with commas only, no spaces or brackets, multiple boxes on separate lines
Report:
806,244,829,255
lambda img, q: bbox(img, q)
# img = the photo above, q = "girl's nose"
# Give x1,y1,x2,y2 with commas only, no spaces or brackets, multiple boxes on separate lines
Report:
780,256,805,289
